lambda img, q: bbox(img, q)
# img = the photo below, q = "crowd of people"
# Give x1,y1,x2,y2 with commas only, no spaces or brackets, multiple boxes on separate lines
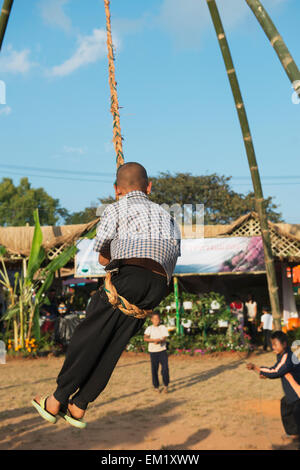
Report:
230,293,273,351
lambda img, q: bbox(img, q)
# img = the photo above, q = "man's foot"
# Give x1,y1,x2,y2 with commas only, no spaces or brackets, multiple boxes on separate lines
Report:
153,387,161,393
68,402,85,420
281,433,299,442
34,394,60,416
162,386,169,394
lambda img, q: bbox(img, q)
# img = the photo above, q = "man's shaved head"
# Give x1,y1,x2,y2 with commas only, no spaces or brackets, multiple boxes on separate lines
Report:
116,162,149,191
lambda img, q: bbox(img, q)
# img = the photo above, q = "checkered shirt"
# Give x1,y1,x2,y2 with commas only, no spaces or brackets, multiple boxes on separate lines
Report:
93,190,181,284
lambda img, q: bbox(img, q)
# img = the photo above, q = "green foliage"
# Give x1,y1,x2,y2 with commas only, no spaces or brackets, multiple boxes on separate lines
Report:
126,334,147,353
287,328,300,344
127,330,251,355
0,177,69,226
157,290,238,334
127,290,250,355
73,172,282,225
148,172,282,224
2,208,96,353
26,208,46,283
64,207,98,225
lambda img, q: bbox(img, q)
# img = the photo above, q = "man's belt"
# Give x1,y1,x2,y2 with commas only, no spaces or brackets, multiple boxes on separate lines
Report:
119,258,167,277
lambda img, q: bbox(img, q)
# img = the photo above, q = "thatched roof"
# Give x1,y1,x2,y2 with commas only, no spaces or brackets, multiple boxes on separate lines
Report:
180,212,300,241
0,218,100,257
180,212,300,262
1,212,300,262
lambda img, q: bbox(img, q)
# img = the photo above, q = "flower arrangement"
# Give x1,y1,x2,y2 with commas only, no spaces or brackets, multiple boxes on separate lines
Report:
7,337,38,355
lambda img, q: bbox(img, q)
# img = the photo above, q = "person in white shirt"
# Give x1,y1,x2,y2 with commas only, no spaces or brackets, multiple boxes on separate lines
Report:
144,312,169,393
258,307,273,352
245,293,258,343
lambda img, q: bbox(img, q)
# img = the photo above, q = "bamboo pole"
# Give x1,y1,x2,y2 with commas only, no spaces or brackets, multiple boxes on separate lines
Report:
173,276,181,335
206,0,281,330
245,0,300,98
19,298,24,349
103,0,124,169
0,0,14,51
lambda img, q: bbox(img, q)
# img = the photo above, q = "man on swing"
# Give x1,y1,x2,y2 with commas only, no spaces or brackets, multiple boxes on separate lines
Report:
32,162,181,428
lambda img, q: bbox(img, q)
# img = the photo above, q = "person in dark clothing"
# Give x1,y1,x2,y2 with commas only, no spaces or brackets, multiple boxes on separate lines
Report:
32,162,181,428
247,330,300,449
40,290,59,335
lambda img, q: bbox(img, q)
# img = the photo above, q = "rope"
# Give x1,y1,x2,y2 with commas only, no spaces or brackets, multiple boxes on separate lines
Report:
104,271,153,319
103,0,124,169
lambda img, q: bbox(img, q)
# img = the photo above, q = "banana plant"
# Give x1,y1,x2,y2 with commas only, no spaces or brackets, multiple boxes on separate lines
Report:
2,209,96,349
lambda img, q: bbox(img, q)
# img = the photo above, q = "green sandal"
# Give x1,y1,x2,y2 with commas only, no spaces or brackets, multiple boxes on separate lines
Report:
58,406,87,429
31,396,58,424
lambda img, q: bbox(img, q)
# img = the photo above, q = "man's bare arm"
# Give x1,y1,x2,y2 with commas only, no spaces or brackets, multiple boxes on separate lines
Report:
98,253,110,266
144,335,161,344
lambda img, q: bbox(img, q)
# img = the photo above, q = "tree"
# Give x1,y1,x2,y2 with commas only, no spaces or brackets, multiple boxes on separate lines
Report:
0,177,69,226
98,172,282,225
64,207,98,225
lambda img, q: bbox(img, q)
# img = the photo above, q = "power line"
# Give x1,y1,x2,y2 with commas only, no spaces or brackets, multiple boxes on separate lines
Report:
0,164,115,178
1,163,300,186
0,163,299,180
0,171,112,184
231,182,300,186
231,175,300,180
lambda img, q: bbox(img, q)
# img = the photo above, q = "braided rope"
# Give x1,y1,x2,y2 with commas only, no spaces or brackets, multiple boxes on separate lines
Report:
104,272,152,319
104,0,124,169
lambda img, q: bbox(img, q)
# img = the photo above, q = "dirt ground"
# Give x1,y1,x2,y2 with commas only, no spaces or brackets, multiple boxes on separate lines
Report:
0,350,298,451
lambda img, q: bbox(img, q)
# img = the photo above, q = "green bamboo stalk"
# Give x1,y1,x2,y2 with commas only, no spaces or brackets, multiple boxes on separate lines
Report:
173,276,181,335
19,298,24,349
245,0,300,98
13,319,18,350
0,0,14,51
206,0,281,330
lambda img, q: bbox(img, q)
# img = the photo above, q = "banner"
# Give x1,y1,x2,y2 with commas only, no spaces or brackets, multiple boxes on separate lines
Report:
174,236,265,274
74,236,265,278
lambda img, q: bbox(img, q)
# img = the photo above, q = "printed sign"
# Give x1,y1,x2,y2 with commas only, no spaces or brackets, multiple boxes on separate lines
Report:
74,236,265,277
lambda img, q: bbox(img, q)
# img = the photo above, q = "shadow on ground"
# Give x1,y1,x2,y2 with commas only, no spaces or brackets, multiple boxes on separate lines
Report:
169,359,243,393
161,429,211,450
0,399,185,450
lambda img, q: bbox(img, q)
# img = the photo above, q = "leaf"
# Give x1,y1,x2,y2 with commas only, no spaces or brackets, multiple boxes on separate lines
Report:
41,245,78,277
0,245,6,257
3,305,20,321
26,209,46,282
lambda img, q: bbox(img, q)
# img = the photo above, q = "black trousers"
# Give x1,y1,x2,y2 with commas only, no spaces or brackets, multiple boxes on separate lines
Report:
263,329,272,351
281,396,300,438
53,265,168,410
247,321,257,343
150,350,170,388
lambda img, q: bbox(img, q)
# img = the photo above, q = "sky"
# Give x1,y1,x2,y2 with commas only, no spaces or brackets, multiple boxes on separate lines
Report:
0,0,299,224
